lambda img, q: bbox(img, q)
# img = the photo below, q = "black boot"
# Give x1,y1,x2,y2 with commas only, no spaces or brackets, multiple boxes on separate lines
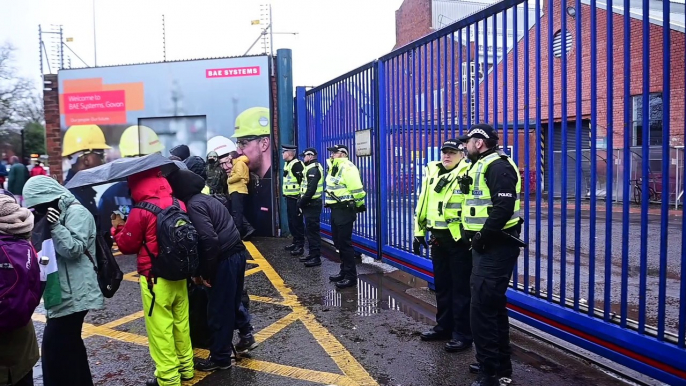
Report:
469,363,512,379
299,255,311,262
284,243,297,251
290,247,304,256
304,257,321,267
470,374,499,386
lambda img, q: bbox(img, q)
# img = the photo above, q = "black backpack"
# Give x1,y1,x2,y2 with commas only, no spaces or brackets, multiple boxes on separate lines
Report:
135,198,199,282
84,233,124,298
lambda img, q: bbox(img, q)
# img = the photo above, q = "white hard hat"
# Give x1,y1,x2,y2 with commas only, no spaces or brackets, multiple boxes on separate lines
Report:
206,136,236,158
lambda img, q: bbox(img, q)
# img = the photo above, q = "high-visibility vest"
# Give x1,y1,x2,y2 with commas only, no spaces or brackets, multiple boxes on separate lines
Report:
325,158,366,207
414,160,469,241
442,161,470,241
301,162,324,199
283,159,303,197
462,151,521,232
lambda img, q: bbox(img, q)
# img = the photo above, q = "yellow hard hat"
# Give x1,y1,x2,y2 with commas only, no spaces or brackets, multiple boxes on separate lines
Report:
232,107,271,138
61,124,111,157
119,125,165,157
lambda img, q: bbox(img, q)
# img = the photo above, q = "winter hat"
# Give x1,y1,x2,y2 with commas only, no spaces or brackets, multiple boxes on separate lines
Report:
184,156,207,180
169,144,191,161
0,194,34,237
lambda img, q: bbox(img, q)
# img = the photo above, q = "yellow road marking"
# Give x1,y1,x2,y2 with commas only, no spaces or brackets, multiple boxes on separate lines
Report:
249,295,286,306
101,311,144,329
32,243,378,385
123,271,139,283
244,266,262,277
245,242,378,386
253,311,300,344
238,358,359,386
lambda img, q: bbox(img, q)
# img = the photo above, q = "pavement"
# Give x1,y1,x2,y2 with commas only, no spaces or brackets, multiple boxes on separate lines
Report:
29,238,634,386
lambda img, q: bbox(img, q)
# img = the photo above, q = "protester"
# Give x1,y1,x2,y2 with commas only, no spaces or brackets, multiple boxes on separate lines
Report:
23,176,104,386
205,151,228,196
166,168,250,371
0,191,40,386
30,161,46,178
169,145,191,162
0,162,9,189
226,151,255,240
112,168,194,386
179,158,257,353
8,156,29,206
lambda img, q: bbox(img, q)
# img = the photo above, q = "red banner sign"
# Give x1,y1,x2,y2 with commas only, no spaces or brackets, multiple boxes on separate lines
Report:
63,90,127,114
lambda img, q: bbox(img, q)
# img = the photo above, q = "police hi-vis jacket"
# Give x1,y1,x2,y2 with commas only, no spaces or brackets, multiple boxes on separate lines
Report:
414,159,470,241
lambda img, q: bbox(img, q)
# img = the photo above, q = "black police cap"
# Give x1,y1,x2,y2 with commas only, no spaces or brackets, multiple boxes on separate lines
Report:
327,144,349,155
281,144,297,152
301,147,317,156
457,123,499,142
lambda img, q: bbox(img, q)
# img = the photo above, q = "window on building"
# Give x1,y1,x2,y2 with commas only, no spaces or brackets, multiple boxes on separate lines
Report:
631,93,663,146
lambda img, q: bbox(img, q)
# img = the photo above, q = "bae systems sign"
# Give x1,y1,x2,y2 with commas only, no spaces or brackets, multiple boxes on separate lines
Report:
206,66,261,78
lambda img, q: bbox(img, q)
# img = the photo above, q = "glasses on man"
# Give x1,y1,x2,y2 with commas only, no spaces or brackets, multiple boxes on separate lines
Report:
236,136,265,149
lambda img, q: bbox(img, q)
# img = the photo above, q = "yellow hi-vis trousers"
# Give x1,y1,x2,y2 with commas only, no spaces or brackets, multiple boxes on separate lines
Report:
140,277,195,386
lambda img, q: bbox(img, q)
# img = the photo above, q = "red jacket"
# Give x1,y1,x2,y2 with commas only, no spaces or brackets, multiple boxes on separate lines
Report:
112,168,186,278
30,165,46,177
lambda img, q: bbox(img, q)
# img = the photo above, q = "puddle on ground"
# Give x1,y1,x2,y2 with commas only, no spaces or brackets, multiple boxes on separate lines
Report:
300,269,436,325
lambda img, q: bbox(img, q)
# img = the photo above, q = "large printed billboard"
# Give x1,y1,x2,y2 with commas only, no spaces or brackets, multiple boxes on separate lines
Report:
57,56,275,236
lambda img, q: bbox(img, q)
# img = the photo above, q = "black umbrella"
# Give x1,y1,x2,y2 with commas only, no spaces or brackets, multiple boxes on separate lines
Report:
64,153,187,189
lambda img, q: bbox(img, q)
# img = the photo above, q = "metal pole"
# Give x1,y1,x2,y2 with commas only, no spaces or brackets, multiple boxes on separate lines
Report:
38,25,44,78
162,14,166,61
93,0,97,67
270,4,274,57
59,25,64,70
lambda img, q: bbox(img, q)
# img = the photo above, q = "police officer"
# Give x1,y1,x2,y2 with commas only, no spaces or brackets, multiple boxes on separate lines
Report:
457,124,521,386
413,139,473,353
297,148,324,267
282,145,306,256
325,144,366,289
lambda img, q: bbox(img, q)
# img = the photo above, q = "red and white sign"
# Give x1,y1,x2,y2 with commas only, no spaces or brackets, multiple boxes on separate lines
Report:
206,66,261,78
63,90,126,114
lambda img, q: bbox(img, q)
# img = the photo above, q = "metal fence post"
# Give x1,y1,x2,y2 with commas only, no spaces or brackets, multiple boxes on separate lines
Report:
375,60,386,260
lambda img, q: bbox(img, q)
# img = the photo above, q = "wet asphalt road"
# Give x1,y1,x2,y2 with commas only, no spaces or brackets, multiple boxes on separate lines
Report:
30,237,633,386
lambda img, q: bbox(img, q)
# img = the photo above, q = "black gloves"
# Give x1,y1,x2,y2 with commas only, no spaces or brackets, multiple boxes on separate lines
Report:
471,229,498,253
412,236,429,255
331,165,339,176
356,204,366,213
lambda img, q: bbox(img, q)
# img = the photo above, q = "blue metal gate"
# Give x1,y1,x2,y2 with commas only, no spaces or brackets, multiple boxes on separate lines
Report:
295,0,686,383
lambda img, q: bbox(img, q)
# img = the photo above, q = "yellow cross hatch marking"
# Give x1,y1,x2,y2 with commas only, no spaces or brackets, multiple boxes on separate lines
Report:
32,242,378,385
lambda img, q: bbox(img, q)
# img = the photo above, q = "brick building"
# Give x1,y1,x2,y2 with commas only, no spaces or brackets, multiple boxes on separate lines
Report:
393,0,686,197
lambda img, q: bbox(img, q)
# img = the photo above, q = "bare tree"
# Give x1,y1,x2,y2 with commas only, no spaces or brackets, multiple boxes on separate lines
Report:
0,44,39,131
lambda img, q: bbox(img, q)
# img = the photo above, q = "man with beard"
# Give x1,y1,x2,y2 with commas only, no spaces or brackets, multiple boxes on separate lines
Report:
232,107,273,236
457,124,522,386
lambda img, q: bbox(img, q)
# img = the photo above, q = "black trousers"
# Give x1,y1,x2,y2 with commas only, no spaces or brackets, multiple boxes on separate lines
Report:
10,370,33,386
431,234,473,342
42,310,93,386
470,241,520,376
230,192,253,236
303,200,322,258
330,206,357,280
286,197,305,246
207,251,247,365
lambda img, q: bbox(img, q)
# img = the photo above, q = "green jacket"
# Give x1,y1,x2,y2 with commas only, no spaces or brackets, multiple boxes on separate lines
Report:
0,321,39,385
23,176,104,319
8,163,29,195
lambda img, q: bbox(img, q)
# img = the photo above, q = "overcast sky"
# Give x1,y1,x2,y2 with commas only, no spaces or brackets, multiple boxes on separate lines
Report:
1,0,404,91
